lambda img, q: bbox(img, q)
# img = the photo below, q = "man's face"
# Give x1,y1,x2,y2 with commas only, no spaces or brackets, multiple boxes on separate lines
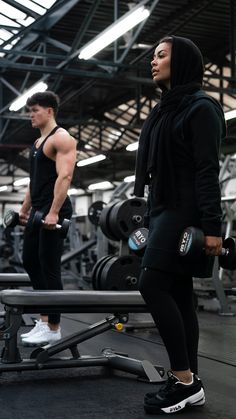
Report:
29,104,51,129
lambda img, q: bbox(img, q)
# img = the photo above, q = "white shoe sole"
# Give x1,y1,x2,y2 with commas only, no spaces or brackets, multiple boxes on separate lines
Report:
22,335,61,347
21,330,39,339
161,388,205,414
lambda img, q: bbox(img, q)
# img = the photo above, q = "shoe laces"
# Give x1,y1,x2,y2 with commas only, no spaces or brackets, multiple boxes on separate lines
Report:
157,371,179,397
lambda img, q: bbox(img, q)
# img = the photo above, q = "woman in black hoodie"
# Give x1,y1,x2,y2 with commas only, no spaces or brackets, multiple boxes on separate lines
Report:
134,36,226,415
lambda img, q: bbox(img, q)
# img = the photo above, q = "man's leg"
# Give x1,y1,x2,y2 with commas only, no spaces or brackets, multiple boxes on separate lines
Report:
39,229,64,331
21,227,49,339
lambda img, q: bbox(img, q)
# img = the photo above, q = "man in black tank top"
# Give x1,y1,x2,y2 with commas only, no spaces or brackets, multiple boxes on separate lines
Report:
19,91,77,346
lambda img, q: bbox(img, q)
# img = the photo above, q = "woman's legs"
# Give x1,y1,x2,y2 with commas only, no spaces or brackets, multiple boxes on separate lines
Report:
170,276,199,374
139,267,198,380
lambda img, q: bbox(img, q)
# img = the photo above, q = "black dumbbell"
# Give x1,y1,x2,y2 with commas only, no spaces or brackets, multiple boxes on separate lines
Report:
3,210,20,228
32,211,70,238
178,226,236,270
128,227,149,256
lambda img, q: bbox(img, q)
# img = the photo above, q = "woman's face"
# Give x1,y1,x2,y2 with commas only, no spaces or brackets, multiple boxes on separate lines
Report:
151,42,172,89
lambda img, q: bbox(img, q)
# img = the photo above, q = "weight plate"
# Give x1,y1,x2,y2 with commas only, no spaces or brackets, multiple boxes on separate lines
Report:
99,255,141,290
0,244,14,258
91,255,112,290
99,202,118,240
109,198,147,240
88,201,106,226
95,255,114,290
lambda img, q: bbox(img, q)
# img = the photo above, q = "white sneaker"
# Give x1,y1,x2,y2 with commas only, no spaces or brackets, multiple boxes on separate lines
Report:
22,325,61,346
20,320,48,339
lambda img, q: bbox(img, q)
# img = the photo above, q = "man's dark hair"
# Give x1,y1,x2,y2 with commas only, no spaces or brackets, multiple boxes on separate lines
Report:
26,91,60,116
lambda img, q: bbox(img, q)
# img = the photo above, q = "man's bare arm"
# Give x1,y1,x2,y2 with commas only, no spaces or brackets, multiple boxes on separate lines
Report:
19,186,31,225
45,131,76,225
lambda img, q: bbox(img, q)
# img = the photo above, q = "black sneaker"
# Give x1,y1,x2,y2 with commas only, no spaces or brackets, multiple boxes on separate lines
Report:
144,371,205,414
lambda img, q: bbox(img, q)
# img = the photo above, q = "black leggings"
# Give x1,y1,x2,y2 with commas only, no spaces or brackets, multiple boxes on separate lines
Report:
22,227,64,325
139,267,199,374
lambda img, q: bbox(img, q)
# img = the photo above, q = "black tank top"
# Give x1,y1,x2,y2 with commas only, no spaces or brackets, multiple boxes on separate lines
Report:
29,126,72,217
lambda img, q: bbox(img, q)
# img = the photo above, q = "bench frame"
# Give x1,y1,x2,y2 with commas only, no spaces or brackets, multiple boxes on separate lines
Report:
0,290,165,383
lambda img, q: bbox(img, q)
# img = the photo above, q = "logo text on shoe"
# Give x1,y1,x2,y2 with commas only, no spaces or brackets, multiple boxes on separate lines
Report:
170,405,182,412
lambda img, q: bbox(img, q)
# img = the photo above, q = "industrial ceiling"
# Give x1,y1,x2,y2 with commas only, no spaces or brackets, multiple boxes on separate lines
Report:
0,0,235,197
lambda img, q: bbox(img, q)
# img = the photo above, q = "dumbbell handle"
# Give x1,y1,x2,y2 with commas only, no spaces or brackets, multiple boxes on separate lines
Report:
198,245,229,257
41,219,62,230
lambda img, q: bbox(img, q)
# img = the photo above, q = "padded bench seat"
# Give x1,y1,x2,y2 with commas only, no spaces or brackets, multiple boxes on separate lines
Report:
1,289,146,313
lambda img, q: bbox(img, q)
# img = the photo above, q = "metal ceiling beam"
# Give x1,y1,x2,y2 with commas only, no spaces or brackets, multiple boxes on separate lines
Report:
44,37,71,53
117,0,160,64
51,0,103,92
6,0,39,19
129,0,217,66
0,47,134,68
1,59,235,90
3,0,81,60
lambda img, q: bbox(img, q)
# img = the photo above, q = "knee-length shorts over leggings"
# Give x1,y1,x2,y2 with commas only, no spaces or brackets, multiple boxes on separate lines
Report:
139,204,214,374
142,204,214,278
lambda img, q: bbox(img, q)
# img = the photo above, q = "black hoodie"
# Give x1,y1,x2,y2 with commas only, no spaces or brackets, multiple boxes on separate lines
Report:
133,36,226,236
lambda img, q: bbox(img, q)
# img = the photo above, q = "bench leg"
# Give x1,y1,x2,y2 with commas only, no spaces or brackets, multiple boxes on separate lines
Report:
1,307,22,363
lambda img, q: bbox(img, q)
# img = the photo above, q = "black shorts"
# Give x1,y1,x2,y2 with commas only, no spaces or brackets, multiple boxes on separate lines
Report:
142,206,214,278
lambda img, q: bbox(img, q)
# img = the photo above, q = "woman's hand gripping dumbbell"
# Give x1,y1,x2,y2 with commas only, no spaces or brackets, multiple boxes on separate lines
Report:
32,211,70,238
178,226,236,270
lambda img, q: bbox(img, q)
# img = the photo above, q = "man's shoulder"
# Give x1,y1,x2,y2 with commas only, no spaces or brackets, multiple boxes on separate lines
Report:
53,127,75,143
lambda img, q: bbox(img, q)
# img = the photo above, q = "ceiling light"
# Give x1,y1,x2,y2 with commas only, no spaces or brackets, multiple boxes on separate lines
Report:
126,142,138,151
13,177,30,186
0,185,8,192
0,29,13,41
78,3,150,60
225,110,236,121
88,181,114,191
9,81,48,111
14,0,46,15
124,175,135,183
0,13,20,27
33,0,57,8
77,154,106,167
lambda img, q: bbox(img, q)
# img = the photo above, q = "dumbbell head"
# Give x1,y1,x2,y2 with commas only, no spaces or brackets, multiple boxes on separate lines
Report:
60,219,70,238
178,227,205,257
32,211,44,228
219,237,236,270
32,210,70,238
128,227,149,256
3,210,19,228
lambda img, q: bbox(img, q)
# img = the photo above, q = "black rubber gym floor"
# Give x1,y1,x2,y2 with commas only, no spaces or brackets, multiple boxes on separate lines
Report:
0,309,235,419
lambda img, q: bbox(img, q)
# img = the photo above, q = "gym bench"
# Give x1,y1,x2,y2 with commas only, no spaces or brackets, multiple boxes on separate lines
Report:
0,273,31,288
0,290,164,383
